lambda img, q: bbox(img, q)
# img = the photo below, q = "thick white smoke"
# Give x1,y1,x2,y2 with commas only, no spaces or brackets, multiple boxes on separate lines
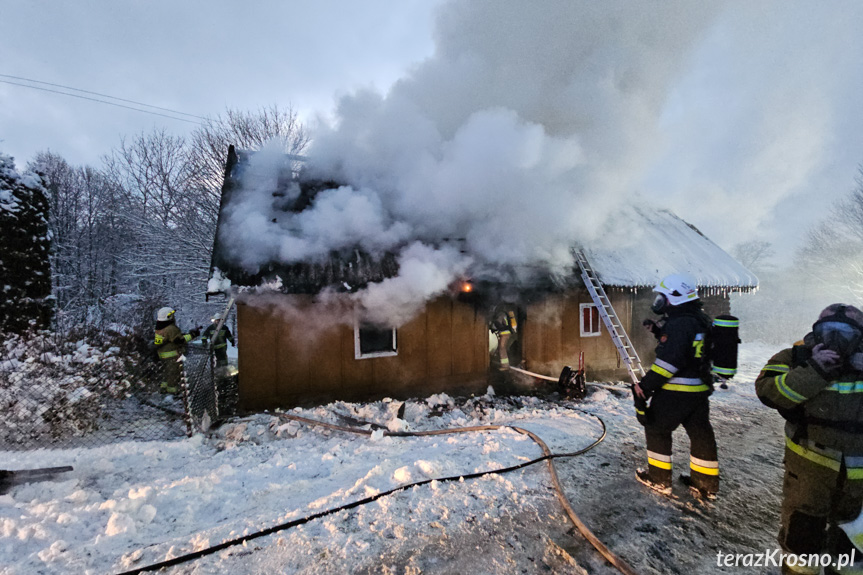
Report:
222,0,863,327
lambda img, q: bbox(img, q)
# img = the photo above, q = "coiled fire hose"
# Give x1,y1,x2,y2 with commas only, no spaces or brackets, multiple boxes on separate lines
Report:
117,408,638,575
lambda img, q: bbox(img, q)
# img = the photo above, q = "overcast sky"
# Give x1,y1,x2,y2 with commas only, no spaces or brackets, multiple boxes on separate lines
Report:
2,1,863,261
0,0,441,166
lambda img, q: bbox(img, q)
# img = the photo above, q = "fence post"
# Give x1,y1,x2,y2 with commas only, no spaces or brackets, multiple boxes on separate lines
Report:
179,357,194,437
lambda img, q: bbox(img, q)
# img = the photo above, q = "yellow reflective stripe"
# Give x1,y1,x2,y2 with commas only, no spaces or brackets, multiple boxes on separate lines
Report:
184,334,192,342
158,350,178,359
762,364,789,373
713,318,739,328
847,467,863,480
651,364,674,378
635,409,646,415
154,334,164,345
827,381,863,394
648,457,672,470
711,366,736,376
661,383,710,392
500,357,509,364
213,343,227,349
775,374,806,403
690,462,719,476
785,436,841,471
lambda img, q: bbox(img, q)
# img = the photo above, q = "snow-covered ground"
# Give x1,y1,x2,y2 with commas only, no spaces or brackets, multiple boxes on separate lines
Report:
0,342,790,574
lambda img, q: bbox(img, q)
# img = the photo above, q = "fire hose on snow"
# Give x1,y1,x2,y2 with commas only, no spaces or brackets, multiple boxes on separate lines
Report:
508,363,629,393
116,408,638,575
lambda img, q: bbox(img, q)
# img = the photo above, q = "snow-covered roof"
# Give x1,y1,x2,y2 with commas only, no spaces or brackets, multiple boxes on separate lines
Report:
584,206,758,289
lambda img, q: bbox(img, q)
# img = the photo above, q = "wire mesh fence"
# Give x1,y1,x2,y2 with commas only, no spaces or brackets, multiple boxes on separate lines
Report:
0,331,238,451
183,342,239,433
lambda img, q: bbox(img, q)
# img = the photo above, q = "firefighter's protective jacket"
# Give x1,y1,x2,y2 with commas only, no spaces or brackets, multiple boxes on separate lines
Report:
640,303,713,394
154,323,194,360
756,344,863,477
202,324,233,350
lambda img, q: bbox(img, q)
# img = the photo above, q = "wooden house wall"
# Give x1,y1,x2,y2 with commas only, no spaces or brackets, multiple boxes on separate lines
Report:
521,288,637,381
236,295,488,410
520,288,731,382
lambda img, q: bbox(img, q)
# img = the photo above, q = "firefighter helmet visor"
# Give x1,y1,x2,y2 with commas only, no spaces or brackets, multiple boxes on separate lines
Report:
651,293,668,315
812,320,863,356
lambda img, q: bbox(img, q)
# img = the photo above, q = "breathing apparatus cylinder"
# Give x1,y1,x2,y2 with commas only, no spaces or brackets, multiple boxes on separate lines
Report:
710,315,740,379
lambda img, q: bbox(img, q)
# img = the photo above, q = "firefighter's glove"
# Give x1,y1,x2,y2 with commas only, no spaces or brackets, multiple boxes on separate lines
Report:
810,343,843,380
631,385,651,426
850,352,863,373
189,327,201,339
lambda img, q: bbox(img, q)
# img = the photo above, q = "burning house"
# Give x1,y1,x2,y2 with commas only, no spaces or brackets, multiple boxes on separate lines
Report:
207,146,757,410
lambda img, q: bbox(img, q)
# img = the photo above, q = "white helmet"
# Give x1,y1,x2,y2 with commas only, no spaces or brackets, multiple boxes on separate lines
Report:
211,313,221,323
157,307,176,321
652,273,698,313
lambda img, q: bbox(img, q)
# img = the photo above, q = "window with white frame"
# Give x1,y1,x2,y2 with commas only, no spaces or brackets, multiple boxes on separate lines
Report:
580,303,601,337
354,323,398,359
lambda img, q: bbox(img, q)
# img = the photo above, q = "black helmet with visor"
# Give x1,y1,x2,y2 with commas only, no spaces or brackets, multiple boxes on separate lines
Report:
812,305,863,357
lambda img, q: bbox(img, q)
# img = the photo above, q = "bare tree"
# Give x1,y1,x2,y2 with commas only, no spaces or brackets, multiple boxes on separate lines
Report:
29,152,130,326
98,106,308,307
732,239,775,271
103,130,195,227
188,105,310,217
798,165,863,304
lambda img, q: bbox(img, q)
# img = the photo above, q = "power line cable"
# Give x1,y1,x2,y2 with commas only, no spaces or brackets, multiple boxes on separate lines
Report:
0,77,204,125
0,73,209,121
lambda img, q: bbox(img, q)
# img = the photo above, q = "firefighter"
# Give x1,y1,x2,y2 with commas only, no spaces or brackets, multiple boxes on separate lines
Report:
490,304,519,370
154,307,200,394
201,313,234,367
633,273,719,499
755,304,863,575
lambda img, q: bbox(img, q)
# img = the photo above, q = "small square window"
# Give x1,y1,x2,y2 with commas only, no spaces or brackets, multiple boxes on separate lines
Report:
355,323,398,359
580,303,601,337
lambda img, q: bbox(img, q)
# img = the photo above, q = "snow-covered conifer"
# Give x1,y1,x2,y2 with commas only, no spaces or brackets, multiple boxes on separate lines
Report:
0,152,53,334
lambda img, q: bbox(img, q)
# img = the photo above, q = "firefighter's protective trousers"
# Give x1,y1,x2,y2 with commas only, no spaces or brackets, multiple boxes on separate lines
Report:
643,390,719,492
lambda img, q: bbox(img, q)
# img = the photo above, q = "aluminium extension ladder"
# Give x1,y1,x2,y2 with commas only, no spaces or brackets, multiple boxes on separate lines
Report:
574,250,645,385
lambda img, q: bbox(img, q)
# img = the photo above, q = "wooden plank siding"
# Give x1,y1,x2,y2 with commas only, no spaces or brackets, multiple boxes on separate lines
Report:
236,295,488,410
522,288,638,382
236,288,733,408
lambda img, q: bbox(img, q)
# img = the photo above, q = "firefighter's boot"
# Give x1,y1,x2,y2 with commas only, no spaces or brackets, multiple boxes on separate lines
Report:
635,468,672,496
679,474,718,501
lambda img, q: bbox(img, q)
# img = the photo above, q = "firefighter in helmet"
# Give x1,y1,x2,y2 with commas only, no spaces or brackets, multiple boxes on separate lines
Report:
633,273,719,499
154,307,200,394
490,303,520,370
756,304,863,574
201,313,234,367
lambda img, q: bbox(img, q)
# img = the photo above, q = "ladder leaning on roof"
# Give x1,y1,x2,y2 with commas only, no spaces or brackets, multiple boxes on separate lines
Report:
574,250,645,385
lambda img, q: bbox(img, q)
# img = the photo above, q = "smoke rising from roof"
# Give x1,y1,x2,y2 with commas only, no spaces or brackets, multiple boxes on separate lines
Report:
221,1,863,326
300,2,723,322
